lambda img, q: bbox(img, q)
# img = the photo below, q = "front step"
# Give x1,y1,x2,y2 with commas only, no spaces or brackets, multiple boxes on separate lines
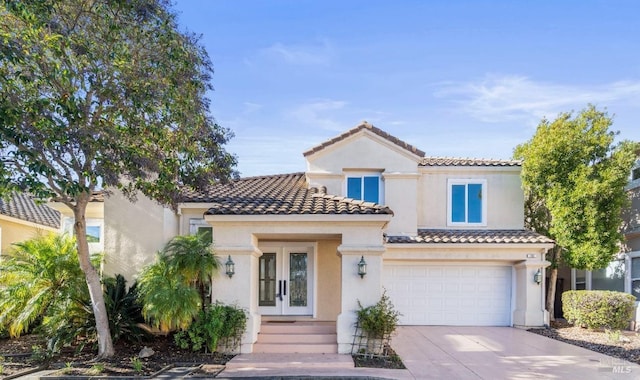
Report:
254,321,338,354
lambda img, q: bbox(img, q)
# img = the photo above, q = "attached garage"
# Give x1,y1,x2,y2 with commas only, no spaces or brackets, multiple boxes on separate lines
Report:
383,263,512,326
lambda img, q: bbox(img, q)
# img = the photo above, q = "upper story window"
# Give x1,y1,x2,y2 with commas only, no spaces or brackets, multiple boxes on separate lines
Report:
189,218,213,244
447,179,487,226
632,167,640,181
346,174,382,203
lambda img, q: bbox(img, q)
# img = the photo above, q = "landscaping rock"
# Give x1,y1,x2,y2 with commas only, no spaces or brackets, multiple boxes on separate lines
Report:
138,346,155,358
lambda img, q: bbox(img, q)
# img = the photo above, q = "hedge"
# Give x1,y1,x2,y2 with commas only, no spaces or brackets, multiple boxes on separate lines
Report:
562,290,636,330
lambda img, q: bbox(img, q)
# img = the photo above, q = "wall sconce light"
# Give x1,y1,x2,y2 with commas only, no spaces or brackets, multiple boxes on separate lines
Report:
225,255,235,278
534,268,542,285
358,256,367,278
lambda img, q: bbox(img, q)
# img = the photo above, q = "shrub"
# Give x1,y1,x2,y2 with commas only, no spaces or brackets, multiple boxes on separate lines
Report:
103,275,146,343
356,291,400,339
174,302,247,353
0,234,93,338
562,290,635,330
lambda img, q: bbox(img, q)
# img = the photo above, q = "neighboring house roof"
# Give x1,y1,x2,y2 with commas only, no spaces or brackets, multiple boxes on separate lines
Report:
0,192,61,229
420,157,521,167
303,121,426,158
181,172,393,216
386,229,554,244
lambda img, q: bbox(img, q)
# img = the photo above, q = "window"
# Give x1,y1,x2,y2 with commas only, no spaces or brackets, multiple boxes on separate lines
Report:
591,259,625,292
632,167,640,181
632,257,640,299
346,175,381,203
448,179,486,225
574,269,586,290
189,218,213,244
86,225,102,243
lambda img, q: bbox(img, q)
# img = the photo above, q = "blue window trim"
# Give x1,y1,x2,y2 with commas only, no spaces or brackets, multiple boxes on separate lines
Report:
447,179,486,226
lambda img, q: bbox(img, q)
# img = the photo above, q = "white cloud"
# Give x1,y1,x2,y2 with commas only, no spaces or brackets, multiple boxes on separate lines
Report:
285,99,349,131
435,75,640,124
260,39,335,66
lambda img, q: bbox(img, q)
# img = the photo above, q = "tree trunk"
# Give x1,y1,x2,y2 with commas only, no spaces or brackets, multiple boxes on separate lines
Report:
545,246,561,323
73,198,115,358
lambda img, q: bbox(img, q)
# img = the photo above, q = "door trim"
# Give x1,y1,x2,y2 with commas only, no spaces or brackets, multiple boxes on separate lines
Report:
258,242,317,317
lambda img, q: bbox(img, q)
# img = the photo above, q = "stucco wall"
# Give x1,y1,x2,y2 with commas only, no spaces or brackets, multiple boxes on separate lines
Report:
306,132,419,175
0,219,53,254
316,239,341,321
103,192,178,285
305,131,420,235
419,167,524,229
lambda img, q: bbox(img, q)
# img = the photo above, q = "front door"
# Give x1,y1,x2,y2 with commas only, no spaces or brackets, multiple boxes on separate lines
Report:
258,244,314,316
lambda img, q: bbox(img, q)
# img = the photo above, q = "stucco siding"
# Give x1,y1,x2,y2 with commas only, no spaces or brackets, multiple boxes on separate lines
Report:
0,219,50,253
103,192,178,285
306,133,419,174
315,239,341,321
419,168,524,229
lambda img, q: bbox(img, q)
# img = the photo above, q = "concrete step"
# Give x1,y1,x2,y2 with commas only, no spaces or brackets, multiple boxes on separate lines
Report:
226,353,353,369
258,332,337,344
253,342,338,354
260,322,336,335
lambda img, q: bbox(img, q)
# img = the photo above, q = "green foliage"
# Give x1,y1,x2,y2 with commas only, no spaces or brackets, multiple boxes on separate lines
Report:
102,275,146,343
174,303,247,353
0,0,237,356
163,235,220,307
138,235,221,332
130,357,143,373
514,105,638,270
562,290,635,330
356,291,400,339
0,233,89,337
137,254,201,332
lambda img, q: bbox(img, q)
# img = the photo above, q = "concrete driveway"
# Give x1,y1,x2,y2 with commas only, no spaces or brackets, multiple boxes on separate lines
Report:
393,326,640,379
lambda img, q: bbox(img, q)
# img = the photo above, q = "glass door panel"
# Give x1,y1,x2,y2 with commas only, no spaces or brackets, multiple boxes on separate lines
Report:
288,253,308,307
259,253,277,307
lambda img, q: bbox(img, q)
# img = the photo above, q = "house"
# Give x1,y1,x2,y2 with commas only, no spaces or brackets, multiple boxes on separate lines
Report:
104,122,554,353
0,192,61,254
554,154,640,324
47,192,105,256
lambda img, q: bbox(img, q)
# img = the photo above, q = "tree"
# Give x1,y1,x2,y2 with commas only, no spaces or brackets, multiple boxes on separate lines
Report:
0,0,237,357
513,105,637,320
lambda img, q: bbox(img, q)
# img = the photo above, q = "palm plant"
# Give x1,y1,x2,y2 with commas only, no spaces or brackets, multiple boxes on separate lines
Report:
0,233,89,337
162,235,220,308
137,254,201,332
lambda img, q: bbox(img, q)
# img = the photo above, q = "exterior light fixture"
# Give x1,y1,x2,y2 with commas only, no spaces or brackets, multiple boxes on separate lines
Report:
225,255,235,278
358,256,367,278
534,268,542,285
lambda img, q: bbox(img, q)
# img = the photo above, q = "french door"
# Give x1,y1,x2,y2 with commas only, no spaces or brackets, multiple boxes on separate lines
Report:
258,244,314,315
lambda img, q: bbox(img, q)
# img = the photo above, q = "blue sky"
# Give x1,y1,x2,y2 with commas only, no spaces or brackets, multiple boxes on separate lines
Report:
172,0,640,177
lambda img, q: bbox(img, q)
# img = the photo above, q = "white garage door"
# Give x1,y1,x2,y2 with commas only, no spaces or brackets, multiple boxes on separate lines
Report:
383,264,512,326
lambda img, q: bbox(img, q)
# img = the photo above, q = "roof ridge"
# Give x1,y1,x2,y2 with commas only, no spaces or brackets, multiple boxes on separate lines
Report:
420,156,521,167
303,121,426,158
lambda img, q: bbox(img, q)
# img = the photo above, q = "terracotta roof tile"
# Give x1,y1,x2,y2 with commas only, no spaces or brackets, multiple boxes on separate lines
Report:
420,157,521,167
181,173,393,216
303,122,426,158
0,192,61,229
386,229,553,244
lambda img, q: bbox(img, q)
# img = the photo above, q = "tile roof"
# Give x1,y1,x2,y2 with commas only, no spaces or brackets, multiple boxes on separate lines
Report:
0,192,61,229
420,157,521,167
386,229,553,244
303,121,426,158
181,173,393,216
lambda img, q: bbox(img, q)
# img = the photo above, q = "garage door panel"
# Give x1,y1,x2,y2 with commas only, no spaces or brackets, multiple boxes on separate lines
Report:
383,264,512,326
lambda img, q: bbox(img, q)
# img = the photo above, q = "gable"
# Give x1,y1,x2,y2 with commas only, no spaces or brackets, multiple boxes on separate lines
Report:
305,123,422,173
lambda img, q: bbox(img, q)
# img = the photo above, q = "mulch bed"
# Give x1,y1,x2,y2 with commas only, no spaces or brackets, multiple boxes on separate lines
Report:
528,320,640,364
0,334,233,378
